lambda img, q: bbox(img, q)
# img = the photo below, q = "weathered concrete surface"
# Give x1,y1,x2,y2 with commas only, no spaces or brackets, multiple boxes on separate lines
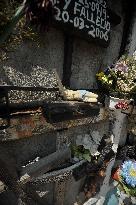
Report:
21,120,109,205
103,0,125,66
0,27,64,80
83,110,129,205
0,103,129,205
64,176,86,205
0,106,108,142
0,28,64,103
0,119,109,204
70,41,104,89
0,131,57,169
0,0,124,91
56,120,109,150
126,2,136,55
128,114,136,136
28,161,86,205
70,0,124,89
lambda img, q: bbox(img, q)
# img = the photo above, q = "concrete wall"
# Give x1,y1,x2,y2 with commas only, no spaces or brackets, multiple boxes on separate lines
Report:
71,0,124,89
127,2,136,55
0,27,64,81
0,0,125,90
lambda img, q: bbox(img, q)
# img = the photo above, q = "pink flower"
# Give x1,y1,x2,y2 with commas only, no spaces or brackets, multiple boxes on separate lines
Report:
114,62,128,73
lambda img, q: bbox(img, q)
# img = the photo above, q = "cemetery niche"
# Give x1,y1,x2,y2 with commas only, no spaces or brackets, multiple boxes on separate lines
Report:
52,0,111,46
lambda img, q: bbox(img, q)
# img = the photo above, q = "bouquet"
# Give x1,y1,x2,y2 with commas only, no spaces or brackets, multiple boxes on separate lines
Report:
96,56,136,97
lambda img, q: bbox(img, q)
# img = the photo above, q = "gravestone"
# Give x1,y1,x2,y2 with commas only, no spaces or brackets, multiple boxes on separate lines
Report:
52,0,110,46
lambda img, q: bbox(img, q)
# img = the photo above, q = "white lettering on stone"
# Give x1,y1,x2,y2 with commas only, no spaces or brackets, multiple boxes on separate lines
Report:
63,0,71,10
106,21,110,32
88,25,95,38
87,11,95,24
103,0,106,8
74,2,81,14
79,18,85,29
80,6,86,18
96,27,100,38
62,11,69,22
103,31,108,41
97,5,103,17
100,17,105,29
103,8,106,19
74,16,80,27
54,7,61,21
96,16,100,27
84,0,89,8
91,2,96,11
54,0,110,43
51,0,57,5
95,3,99,12
78,0,84,5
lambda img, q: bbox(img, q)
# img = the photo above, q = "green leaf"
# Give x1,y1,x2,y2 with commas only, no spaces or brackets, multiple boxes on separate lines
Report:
121,183,136,197
0,3,25,45
78,153,83,160
82,153,91,162
84,149,90,154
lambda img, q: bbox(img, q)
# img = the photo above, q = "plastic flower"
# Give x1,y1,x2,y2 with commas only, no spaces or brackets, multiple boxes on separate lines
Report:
115,101,129,110
96,55,136,94
96,72,104,79
96,72,110,83
109,80,113,84
114,61,128,73
120,160,136,188
101,76,108,82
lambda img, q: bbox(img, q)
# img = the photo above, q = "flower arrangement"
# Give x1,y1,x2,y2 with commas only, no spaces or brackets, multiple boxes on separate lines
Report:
112,160,136,197
96,56,136,97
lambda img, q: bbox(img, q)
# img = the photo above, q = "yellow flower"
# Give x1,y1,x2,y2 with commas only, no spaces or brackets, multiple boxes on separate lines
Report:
109,80,113,84
102,76,108,82
96,72,104,77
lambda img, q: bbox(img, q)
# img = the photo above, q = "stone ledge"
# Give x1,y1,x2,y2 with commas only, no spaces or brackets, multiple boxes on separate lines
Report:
0,104,108,142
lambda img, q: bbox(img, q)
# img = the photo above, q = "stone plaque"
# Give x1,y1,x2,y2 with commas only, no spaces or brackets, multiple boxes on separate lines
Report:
52,0,110,46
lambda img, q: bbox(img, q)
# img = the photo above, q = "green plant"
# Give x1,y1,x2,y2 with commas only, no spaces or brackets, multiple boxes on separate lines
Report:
71,145,91,162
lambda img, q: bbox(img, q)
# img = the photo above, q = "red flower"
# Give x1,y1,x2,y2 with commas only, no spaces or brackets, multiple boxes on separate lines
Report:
115,101,129,110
